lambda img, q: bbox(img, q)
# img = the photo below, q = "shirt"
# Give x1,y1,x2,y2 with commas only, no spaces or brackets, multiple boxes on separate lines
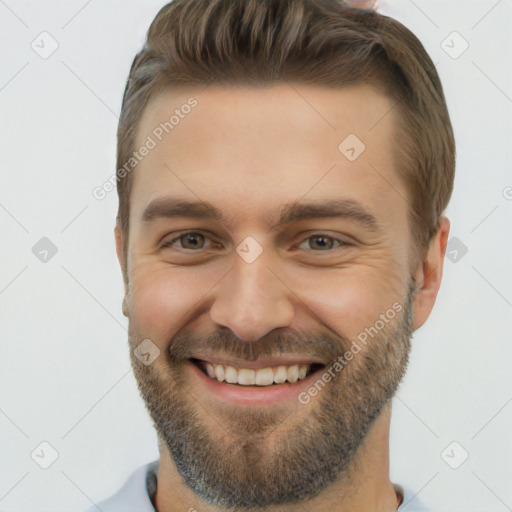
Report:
85,460,430,511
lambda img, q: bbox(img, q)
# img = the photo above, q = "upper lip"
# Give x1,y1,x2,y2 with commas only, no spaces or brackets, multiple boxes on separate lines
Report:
191,355,327,370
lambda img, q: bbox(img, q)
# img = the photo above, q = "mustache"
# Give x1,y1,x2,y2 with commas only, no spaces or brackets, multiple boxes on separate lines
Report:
167,328,350,365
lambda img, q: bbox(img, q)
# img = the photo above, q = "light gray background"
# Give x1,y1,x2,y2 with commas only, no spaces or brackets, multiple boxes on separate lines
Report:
1,0,511,510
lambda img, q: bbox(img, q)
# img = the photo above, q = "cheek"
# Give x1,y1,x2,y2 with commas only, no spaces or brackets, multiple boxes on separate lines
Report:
128,265,210,348
289,263,406,340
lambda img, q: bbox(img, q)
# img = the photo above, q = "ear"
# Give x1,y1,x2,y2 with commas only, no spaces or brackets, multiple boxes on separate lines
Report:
412,216,450,330
114,223,130,317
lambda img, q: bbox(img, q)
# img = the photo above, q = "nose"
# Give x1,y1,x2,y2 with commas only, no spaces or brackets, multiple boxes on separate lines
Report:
209,252,295,342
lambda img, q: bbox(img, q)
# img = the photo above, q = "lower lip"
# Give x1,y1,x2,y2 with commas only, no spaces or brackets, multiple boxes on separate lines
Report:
188,360,323,406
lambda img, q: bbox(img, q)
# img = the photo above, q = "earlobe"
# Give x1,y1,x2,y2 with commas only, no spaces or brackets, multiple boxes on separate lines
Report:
412,217,450,330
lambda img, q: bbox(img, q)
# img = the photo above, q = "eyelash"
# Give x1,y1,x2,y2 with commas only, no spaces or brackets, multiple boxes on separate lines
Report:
160,231,349,252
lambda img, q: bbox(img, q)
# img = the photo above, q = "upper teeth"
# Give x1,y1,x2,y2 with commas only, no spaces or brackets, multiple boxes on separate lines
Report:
204,363,310,386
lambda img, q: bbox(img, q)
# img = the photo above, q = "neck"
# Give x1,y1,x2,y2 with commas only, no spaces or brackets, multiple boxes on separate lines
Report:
155,402,399,512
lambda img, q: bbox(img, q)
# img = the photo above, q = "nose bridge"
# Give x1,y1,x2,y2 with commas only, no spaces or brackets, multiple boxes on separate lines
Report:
209,250,295,342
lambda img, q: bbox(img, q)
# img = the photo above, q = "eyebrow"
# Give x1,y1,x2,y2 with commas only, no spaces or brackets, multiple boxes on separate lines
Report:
141,197,381,232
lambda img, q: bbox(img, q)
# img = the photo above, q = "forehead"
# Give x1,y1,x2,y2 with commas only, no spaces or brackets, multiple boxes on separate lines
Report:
130,83,405,230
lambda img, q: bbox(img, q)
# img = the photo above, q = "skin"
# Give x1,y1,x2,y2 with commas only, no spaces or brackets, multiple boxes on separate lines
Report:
114,83,450,512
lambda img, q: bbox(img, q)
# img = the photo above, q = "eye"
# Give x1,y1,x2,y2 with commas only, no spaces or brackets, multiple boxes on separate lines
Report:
161,231,217,251
161,231,349,253
298,234,347,251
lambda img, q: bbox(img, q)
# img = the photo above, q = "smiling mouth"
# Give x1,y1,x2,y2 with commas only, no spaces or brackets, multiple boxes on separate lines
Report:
190,358,326,387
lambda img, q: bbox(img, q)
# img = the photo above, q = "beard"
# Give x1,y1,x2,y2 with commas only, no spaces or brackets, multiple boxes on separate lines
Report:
128,281,416,510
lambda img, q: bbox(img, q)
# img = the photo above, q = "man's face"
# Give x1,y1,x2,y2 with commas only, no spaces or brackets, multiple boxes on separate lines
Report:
118,84,420,507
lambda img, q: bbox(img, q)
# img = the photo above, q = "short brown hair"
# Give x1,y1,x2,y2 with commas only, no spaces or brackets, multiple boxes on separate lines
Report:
116,0,455,269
